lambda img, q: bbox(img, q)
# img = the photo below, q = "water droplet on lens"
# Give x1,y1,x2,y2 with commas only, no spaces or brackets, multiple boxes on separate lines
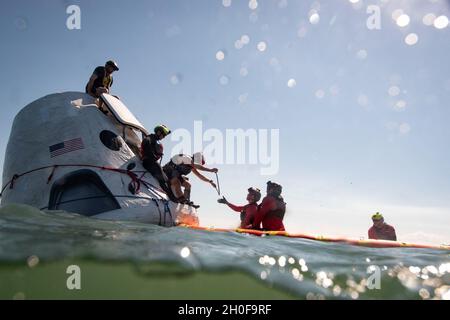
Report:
405,33,419,46
257,41,267,52
222,0,232,8
396,14,410,27
180,247,190,258
309,12,320,25
219,75,230,85
287,78,297,88
434,15,449,29
216,50,226,61
14,17,28,31
249,0,258,10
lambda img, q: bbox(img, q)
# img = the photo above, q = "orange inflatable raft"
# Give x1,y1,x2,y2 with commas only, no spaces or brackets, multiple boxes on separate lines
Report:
179,225,450,251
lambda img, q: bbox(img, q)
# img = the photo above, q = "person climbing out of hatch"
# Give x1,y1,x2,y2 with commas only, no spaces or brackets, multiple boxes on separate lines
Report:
217,187,261,229
368,212,397,241
141,125,175,200
163,152,218,206
85,60,119,98
251,181,286,231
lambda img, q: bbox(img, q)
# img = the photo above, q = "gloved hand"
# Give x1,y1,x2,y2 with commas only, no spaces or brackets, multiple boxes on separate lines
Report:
217,196,228,204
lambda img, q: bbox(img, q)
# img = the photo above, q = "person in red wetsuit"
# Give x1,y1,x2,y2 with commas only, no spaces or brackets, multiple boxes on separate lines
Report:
252,181,286,231
217,187,261,228
368,212,397,241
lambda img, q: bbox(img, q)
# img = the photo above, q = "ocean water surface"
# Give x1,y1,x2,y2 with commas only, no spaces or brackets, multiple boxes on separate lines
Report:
0,204,449,300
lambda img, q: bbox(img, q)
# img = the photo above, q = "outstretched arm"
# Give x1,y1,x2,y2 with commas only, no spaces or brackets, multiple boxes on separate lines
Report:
192,163,218,173
192,167,216,188
226,202,245,212
218,197,244,213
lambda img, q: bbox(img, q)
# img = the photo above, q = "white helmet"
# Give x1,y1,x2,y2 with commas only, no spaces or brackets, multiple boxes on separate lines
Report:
193,152,205,165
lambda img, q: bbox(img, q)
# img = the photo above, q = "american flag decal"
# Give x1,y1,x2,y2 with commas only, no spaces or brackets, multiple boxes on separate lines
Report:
49,138,85,158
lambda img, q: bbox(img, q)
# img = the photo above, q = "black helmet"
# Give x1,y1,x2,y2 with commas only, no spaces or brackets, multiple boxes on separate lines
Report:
105,60,119,71
267,181,282,197
247,187,261,202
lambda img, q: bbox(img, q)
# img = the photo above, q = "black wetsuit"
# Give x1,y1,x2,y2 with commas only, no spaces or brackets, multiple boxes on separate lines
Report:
163,158,193,183
141,134,174,198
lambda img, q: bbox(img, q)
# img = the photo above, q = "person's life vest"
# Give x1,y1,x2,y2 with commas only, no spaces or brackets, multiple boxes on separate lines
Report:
85,66,113,95
240,203,257,223
368,223,397,241
264,195,286,220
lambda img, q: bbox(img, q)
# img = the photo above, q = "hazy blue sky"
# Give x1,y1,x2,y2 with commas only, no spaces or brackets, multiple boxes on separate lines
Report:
1,0,449,243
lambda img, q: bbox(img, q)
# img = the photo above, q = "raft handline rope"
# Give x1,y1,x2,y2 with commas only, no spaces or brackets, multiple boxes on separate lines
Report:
1,163,197,226
3,163,179,225
39,194,163,210
151,198,163,226
38,193,177,227
1,163,166,196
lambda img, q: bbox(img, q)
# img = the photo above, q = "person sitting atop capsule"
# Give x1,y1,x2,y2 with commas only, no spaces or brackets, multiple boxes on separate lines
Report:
141,125,174,199
85,60,119,98
251,181,286,231
217,187,261,229
368,212,397,241
162,152,218,205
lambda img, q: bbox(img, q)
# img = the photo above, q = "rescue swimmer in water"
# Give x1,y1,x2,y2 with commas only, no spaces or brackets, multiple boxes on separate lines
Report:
217,187,261,228
368,212,397,241
252,181,286,231
219,181,286,232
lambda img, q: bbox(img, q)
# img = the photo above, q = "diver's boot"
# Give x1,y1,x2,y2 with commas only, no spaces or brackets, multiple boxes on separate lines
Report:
184,188,191,202
189,202,200,209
